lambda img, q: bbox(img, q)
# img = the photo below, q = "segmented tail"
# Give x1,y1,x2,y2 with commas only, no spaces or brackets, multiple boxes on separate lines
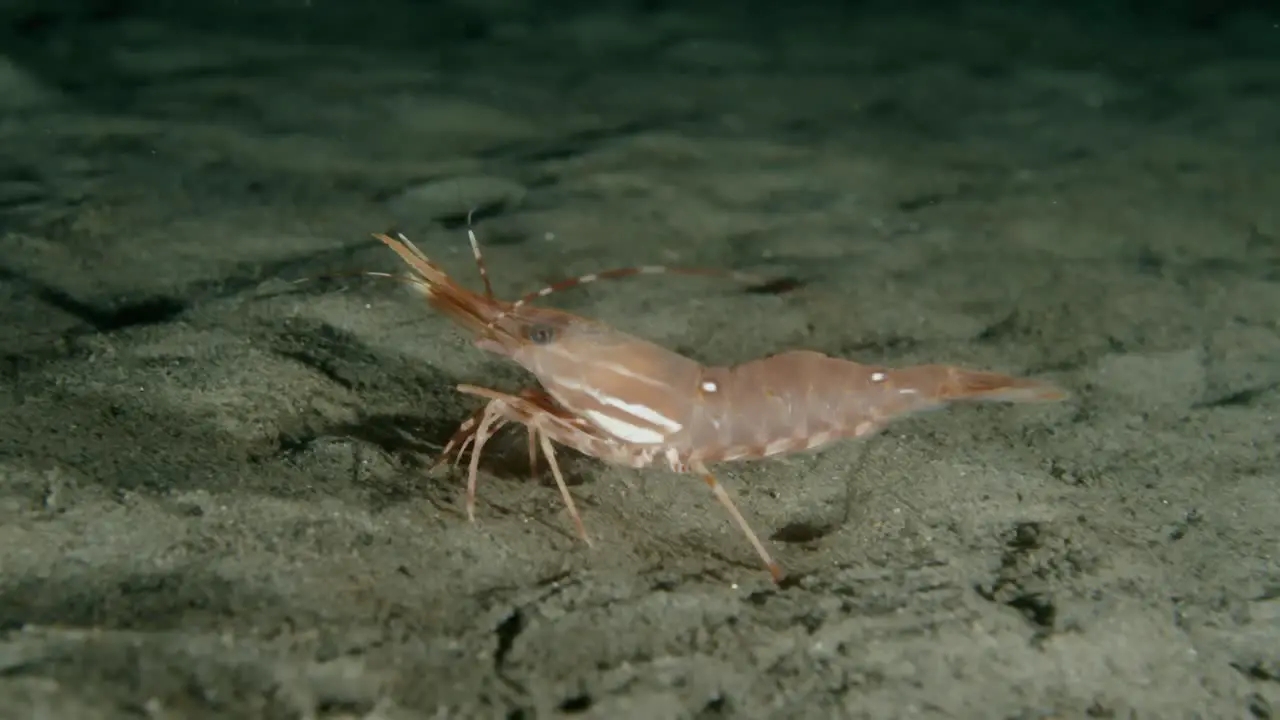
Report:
941,368,1068,404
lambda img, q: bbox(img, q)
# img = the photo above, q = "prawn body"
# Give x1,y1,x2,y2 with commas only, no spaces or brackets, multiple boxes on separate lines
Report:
373,230,1065,582
497,312,1062,469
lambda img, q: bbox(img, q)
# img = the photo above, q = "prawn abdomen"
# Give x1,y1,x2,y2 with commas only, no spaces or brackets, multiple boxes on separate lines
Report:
683,350,1065,465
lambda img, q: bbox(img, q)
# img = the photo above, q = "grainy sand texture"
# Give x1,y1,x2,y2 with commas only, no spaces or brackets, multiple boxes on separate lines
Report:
1,0,1278,718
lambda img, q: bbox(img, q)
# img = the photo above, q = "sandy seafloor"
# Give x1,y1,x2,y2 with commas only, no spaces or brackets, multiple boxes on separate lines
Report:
1,0,1278,718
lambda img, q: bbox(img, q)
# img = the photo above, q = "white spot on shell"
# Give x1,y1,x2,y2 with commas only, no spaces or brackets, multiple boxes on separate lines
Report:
871,372,886,382
701,380,719,393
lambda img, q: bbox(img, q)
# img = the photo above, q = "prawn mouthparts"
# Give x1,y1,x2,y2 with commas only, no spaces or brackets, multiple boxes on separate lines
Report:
372,228,1067,583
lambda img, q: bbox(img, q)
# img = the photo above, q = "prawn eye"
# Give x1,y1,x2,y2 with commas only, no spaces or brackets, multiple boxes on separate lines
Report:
527,324,556,345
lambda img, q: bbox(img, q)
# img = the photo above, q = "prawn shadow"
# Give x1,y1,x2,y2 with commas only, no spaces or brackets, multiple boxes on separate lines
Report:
742,275,807,295
770,521,839,544
327,412,443,468
330,410,597,500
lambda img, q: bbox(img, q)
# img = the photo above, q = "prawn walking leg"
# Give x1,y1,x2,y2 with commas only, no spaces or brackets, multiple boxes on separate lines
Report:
450,384,782,578
434,387,549,479
695,462,780,580
453,385,596,546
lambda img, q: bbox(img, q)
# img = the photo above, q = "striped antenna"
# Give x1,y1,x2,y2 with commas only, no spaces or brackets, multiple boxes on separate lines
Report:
288,246,759,306
291,269,402,286
468,222,772,334
462,208,497,300
293,217,786,325
479,261,768,334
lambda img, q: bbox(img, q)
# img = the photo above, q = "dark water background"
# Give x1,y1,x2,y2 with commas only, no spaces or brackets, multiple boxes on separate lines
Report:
1,1,1277,718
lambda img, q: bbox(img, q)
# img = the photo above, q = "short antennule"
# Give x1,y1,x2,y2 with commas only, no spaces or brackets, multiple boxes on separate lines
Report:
371,232,509,340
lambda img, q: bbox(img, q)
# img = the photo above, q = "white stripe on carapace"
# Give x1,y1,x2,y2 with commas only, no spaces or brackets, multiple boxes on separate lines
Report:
543,344,671,390
583,409,666,445
605,393,684,434
556,377,684,435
